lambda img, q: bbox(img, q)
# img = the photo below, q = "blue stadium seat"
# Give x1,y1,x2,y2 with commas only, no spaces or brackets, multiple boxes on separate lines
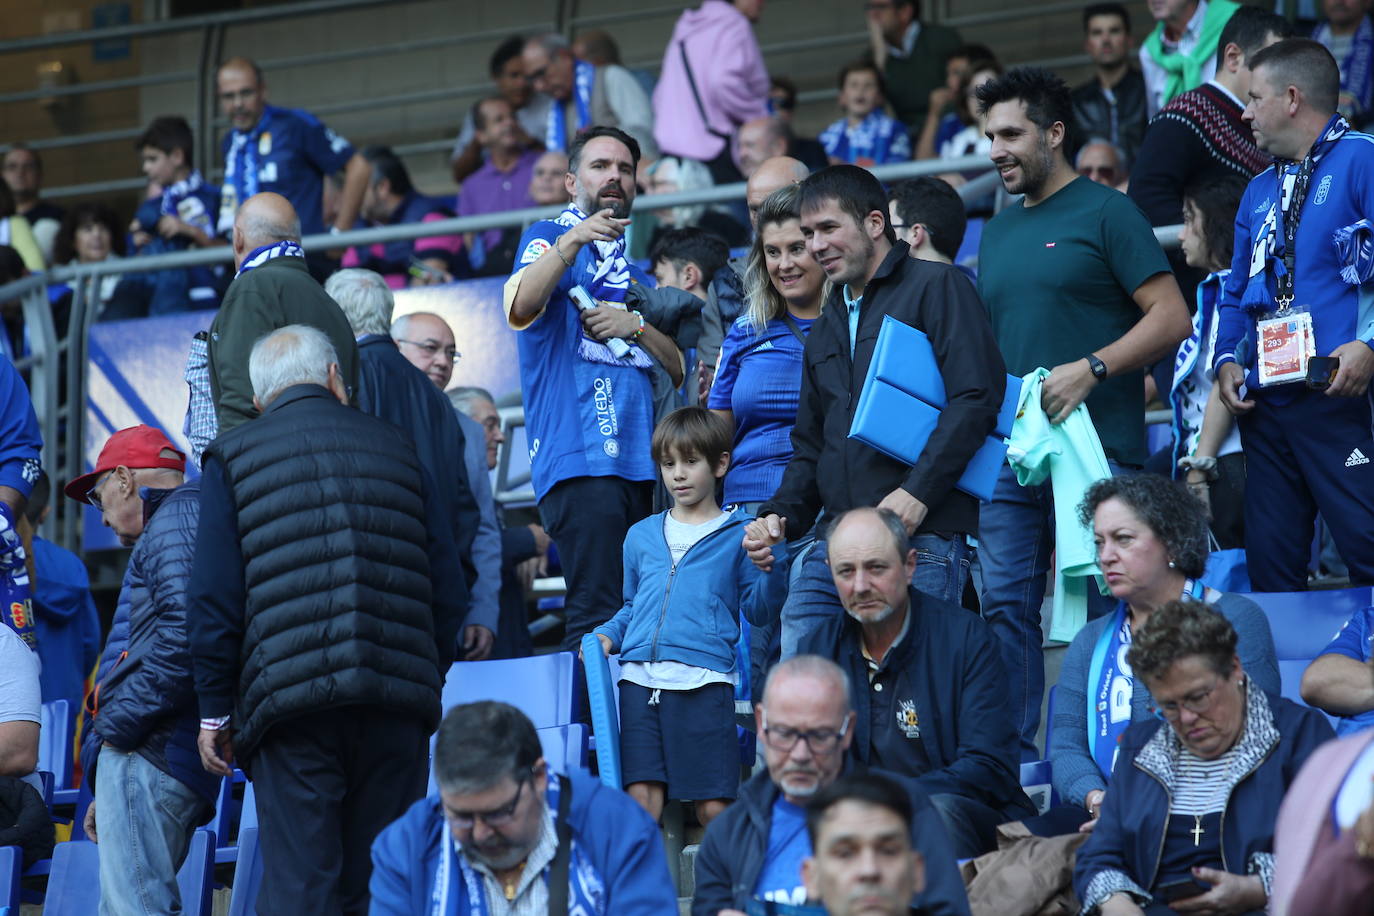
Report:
440,653,581,729
226,828,263,916
175,829,215,916
1019,760,1055,815
581,635,622,789
0,845,20,910
37,700,73,797
241,780,258,833
538,723,589,774
1242,586,1374,724
41,841,100,916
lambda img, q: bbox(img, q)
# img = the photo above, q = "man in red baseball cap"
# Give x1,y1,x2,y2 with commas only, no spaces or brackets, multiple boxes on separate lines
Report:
66,423,217,915
64,425,185,547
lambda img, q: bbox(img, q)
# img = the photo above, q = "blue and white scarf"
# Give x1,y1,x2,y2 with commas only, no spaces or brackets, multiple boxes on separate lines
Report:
818,111,912,165
430,778,606,916
1314,18,1374,122
1334,218,1374,286
559,205,653,369
1087,580,1204,778
219,109,273,235
1243,114,1350,313
235,240,304,278
546,59,596,153
161,169,215,234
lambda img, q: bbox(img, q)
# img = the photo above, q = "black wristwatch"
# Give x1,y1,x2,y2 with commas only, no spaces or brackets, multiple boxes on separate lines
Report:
1086,353,1108,381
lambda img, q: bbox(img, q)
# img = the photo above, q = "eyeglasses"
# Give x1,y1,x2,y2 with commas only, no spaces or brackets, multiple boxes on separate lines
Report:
1151,676,1226,722
1078,166,1118,182
761,710,851,752
87,470,116,511
446,774,529,831
395,339,460,363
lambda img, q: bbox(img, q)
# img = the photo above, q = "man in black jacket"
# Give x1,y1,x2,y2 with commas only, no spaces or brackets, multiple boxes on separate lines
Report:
188,325,467,915
692,654,969,916
796,508,1032,859
326,269,487,660
1070,4,1148,168
743,165,1006,654
65,425,215,915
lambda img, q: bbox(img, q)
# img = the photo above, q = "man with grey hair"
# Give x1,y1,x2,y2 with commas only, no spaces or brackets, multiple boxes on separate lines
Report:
328,272,488,659
449,384,551,659
206,191,358,435
369,701,677,913
521,32,657,158
794,507,1033,860
189,323,467,913
693,654,969,916
1075,139,1128,188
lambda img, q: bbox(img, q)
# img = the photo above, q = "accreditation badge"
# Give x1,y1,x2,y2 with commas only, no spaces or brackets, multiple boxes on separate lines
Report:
1256,308,1315,387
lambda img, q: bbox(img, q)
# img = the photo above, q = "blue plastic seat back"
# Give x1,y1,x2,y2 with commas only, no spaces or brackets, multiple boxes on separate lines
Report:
440,653,580,729
175,829,215,916
1242,587,1373,721
241,781,258,833
581,635,622,789
42,840,101,916
227,828,263,916
0,845,20,910
538,723,589,774
1019,760,1054,815
37,700,72,791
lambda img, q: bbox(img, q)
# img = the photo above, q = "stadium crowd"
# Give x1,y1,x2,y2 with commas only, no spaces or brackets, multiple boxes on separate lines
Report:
2,0,1374,914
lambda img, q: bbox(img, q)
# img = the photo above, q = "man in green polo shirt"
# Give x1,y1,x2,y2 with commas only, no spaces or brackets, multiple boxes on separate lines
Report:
972,67,1192,761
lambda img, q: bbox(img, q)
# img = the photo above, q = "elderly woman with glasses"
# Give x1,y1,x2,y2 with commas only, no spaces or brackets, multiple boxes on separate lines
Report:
1073,601,1332,916
1046,475,1280,836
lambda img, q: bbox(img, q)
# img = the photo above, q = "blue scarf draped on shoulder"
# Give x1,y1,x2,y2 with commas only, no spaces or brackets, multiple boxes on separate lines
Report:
1242,114,1350,313
431,777,606,916
546,59,595,152
219,108,274,235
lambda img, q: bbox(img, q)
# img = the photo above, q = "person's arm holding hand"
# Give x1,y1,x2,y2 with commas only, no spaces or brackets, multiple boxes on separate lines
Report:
580,306,684,386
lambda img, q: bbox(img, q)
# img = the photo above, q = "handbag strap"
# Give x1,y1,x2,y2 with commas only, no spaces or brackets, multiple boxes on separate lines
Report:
677,41,731,141
547,774,574,916
780,312,807,345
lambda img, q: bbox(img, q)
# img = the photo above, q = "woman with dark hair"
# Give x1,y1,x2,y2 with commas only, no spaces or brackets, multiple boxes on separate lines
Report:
1046,474,1279,835
1161,173,1249,548
1074,601,1331,916
707,184,827,513
50,202,141,323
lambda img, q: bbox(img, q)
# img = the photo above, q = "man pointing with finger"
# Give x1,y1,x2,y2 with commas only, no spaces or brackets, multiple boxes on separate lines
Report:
505,125,675,652
743,165,1007,658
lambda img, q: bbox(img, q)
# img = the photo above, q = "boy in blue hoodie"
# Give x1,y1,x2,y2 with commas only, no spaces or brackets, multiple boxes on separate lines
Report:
593,406,786,828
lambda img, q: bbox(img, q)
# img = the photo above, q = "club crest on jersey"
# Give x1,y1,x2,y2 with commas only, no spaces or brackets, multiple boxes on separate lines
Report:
1313,175,1332,206
897,700,920,739
258,132,272,156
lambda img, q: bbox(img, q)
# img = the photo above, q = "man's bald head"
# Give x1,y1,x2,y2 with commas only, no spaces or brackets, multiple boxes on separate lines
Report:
746,156,810,227
736,117,791,180
391,311,458,389
233,192,301,269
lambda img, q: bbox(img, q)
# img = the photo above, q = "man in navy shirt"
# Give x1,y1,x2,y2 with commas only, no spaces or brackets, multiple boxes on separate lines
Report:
215,57,370,277
1214,38,1374,589
503,125,678,653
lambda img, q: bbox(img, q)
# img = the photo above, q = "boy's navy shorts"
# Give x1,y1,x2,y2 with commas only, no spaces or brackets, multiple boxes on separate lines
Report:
618,680,739,801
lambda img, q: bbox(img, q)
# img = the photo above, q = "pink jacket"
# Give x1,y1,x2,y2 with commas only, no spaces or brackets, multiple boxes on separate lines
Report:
652,0,770,161
1272,730,1374,915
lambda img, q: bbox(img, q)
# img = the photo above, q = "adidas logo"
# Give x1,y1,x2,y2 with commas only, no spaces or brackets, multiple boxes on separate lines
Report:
1348,448,1371,467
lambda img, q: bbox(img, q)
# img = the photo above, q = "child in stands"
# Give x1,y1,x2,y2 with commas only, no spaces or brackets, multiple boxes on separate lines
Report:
593,407,786,827
818,60,912,167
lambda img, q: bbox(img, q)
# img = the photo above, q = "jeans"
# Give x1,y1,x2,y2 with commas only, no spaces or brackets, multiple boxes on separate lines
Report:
978,462,1123,762
780,531,971,659
95,746,208,916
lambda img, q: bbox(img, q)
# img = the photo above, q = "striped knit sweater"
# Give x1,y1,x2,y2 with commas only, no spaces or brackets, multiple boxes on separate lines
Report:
1128,81,1272,227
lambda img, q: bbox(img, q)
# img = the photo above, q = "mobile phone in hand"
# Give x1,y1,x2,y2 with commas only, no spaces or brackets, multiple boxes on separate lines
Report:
1158,877,1210,902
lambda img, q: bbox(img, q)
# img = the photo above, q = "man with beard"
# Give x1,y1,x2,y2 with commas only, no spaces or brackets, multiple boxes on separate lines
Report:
744,165,1006,653
504,126,680,653
973,68,1190,760
691,654,969,916
368,701,676,914
1070,4,1148,167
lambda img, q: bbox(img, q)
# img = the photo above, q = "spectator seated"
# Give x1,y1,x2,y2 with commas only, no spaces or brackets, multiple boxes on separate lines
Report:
819,59,912,167
344,145,462,288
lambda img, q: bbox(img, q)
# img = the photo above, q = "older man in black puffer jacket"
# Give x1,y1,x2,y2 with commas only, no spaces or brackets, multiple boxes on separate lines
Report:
188,324,467,916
